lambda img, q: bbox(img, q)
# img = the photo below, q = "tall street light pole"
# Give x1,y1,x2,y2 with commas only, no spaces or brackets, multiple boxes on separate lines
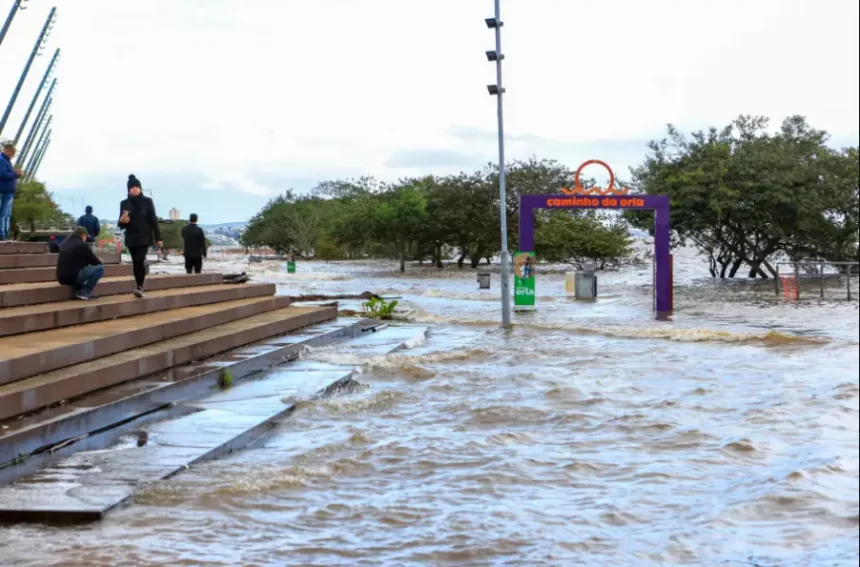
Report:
12,47,60,145
18,83,54,165
31,138,50,181
0,6,57,136
0,0,28,47
24,113,50,174
485,0,512,329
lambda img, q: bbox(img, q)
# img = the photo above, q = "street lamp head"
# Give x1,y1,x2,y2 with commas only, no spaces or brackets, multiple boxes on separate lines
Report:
487,84,504,96
485,17,502,29
485,50,500,62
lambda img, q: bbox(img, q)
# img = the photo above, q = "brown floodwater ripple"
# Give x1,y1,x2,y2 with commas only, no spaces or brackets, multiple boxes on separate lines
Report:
1,250,858,566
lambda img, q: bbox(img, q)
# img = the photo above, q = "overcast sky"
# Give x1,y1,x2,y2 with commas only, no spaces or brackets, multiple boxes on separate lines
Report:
1,0,858,223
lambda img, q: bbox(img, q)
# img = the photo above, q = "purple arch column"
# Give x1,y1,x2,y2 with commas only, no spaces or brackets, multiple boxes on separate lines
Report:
652,195,672,314
518,194,673,314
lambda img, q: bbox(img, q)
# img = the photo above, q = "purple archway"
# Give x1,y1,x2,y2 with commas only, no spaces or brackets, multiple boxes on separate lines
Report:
518,193,673,314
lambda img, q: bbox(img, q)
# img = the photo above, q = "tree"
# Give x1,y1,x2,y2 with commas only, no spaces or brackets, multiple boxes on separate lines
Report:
536,210,633,269
629,115,859,278
9,180,70,238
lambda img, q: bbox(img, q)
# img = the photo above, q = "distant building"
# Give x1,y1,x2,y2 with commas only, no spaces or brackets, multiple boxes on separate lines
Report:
169,208,181,220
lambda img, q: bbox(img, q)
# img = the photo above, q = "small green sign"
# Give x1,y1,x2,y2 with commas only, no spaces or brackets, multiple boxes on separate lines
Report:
287,261,296,274
514,251,536,310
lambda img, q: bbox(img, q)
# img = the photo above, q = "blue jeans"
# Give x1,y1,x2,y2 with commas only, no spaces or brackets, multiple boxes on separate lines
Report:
0,192,13,239
75,264,105,295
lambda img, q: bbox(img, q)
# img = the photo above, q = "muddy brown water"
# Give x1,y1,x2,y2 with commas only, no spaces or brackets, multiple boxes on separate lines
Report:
1,246,858,566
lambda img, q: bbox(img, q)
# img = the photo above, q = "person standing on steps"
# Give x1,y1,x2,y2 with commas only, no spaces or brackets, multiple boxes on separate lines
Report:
181,213,207,274
119,174,162,298
56,226,104,300
0,142,23,243
77,206,101,243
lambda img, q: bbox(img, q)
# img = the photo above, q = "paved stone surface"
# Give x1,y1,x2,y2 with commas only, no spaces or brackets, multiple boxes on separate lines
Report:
0,264,133,285
0,305,334,420
0,273,223,308
0,318,361,465
0,324,428,523
0,242,48,255
0,282,277,337
0,295,290,385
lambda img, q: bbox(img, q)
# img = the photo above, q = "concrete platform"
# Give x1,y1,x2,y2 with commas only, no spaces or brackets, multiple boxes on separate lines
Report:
0,318,371,465
0,282,277,337
0,323,426,523
0,242,48,255
0,295,292,385
0,305,336,421
0,253,60,269
0,264,133,286
0,273,222,308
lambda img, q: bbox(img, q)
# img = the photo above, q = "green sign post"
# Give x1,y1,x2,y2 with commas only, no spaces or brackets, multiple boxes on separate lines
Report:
513,251,536,311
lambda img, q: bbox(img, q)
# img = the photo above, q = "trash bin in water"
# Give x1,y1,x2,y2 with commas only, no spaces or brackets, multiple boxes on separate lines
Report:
574,265,597,300
477,272,491,289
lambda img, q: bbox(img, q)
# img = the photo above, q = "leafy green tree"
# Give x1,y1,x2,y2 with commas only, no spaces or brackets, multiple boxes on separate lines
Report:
536,211,633,268
9,180,70,238
629,115,859,278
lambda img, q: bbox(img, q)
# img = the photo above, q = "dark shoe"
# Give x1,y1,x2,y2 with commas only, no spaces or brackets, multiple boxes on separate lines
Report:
87,293,100,300
75,292,91,300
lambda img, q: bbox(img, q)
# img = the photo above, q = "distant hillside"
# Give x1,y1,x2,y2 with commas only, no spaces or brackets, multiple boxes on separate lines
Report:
200,222,246,232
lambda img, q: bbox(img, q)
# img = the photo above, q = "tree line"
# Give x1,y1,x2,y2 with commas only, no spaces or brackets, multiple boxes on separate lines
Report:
243,114,858,278
240,159,636,272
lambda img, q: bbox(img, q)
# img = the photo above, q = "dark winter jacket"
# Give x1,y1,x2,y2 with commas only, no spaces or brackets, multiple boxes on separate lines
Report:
118,194,161,248
0,153,19,195
181,223,207,259
77,213,101,241
56,234,102,286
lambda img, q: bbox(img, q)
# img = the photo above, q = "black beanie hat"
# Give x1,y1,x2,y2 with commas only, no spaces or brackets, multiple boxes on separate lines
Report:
127,174,141,191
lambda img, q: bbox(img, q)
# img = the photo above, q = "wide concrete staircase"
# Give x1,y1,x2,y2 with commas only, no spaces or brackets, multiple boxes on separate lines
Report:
0,242,336,431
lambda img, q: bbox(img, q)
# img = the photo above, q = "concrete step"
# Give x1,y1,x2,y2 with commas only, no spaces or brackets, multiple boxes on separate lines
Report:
0,282,277,337
0,318,370,466
0,273,222,308
0,295,291,386
0,242,48,255
0,323,425,523
0,305,336,422
0,264,133,286
0,254,59,269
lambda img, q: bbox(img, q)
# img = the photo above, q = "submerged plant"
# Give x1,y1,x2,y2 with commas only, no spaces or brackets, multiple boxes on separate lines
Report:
218,369,234,390
361,297,399,320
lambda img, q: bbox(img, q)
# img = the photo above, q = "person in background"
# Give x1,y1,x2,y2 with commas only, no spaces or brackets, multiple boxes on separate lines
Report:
181,213,207,274
56,226,104,300
0,142,23,242
77,206,101,243
118,174,162,298
48,235,59,253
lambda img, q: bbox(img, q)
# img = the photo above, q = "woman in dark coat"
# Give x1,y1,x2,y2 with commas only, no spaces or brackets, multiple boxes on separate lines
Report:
119,174,162,297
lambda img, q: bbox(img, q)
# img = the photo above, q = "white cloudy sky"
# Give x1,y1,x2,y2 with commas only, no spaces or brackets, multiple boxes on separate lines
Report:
1,0,858,223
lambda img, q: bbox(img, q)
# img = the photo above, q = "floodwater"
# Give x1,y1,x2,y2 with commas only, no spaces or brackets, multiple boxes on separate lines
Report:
1,244,858,566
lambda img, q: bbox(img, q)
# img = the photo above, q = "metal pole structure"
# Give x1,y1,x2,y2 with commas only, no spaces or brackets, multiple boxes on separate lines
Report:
29,136,50,181
12,48,59,145
18,85,53,164
486,0,511,329
24,116,50,176
0,0,26,47
24,130,49,182
0,6,57,136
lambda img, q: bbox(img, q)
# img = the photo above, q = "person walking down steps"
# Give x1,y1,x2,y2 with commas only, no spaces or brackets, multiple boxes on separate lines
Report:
119,174,162,298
